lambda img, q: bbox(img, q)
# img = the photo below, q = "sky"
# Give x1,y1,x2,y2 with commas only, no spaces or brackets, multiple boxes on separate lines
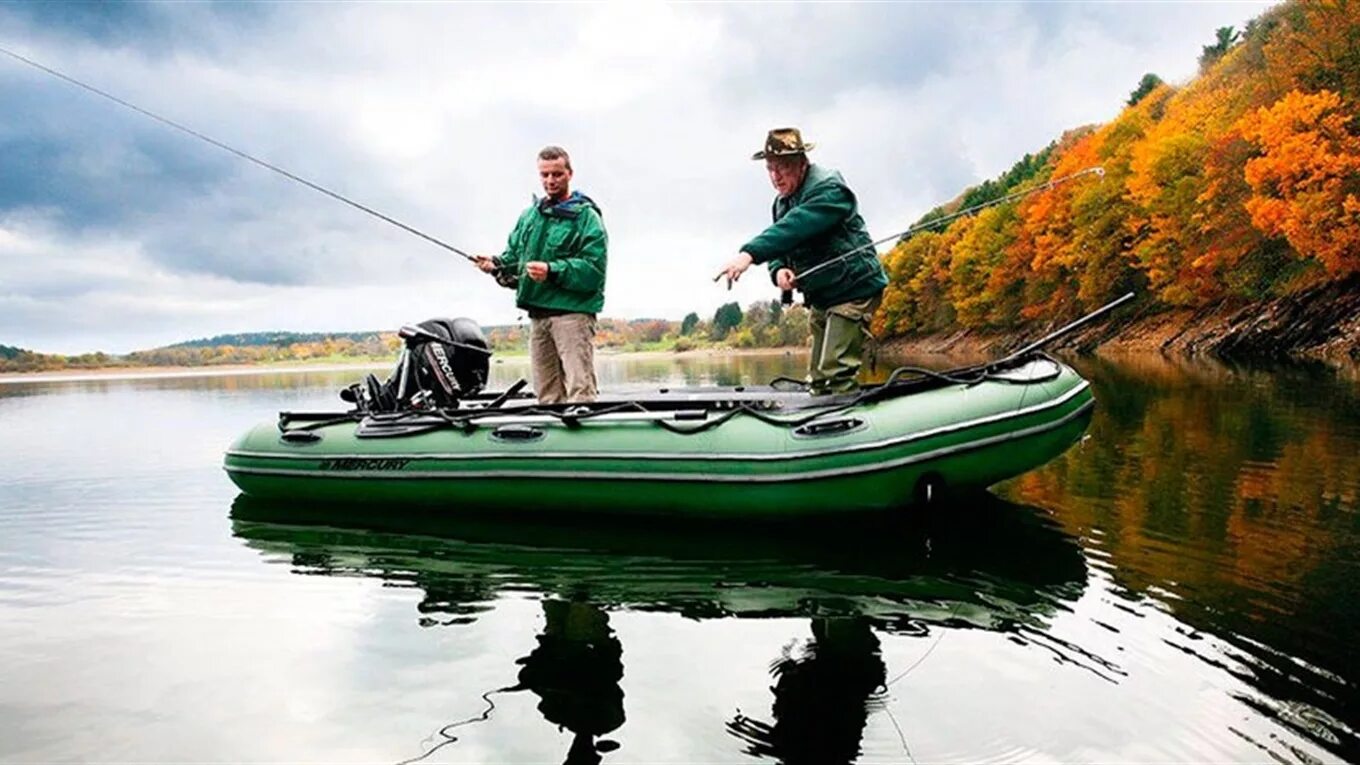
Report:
0,1,1273,355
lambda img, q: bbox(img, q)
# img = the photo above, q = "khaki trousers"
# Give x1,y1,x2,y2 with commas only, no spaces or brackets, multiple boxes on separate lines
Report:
809,294,881,395
530,313,598,404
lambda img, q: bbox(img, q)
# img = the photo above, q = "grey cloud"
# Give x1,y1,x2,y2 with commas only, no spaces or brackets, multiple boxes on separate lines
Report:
139,200,429,287
713,4,1008,111
0,92,237,230
1,42,458,287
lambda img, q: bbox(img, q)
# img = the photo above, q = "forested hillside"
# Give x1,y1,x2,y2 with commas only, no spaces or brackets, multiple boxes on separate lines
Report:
875,1,1360,351
167,331,387,349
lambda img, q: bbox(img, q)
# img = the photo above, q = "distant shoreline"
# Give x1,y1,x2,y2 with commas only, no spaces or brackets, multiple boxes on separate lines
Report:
0,346,806,384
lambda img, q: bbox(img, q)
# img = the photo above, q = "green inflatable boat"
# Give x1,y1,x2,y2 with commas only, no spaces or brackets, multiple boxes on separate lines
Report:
223,352,1094,517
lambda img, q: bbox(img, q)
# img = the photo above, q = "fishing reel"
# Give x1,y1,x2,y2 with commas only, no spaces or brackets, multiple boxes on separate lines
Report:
493,266,519,290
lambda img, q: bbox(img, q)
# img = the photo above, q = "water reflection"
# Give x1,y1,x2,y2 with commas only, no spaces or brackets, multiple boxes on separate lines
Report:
231,494,1087,764
726,616,886,765
513,599,624,765
231,494,1086,633
6,352,1356,761
1003,354,1360,761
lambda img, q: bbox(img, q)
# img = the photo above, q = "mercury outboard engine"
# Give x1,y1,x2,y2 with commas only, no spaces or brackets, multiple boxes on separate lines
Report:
343,317,491,413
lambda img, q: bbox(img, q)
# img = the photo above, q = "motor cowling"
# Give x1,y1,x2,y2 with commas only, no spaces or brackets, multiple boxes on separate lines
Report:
342,317,491,413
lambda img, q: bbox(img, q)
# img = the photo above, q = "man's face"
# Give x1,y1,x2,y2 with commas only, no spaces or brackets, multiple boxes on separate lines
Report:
538,157,572,199
766,157,805,198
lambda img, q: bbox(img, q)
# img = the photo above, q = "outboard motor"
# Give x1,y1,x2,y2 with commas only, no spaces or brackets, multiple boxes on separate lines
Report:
343,317,491,413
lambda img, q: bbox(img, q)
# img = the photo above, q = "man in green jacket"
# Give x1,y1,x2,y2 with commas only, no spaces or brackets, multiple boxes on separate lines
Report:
476,146,607,404
717,128,888,394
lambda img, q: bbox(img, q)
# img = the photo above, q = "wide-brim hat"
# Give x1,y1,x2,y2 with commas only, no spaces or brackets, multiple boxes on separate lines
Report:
752,127,815,160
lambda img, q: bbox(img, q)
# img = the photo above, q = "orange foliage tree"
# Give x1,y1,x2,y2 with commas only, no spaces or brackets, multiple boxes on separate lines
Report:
1238,89,1360,275
1009,121,1137,320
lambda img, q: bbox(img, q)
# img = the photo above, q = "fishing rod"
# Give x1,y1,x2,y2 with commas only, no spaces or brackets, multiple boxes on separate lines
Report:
775,165,1105,304
990,290,1134,368
0,44,479,264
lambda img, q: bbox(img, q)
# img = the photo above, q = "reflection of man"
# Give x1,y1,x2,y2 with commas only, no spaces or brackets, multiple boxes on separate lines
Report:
726,617,886,765
717,128,888,395
514,599,625,765
476,146,607,404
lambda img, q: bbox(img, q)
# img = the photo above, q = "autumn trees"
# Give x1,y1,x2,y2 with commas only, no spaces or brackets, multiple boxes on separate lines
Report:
876,0,1360,338
1238,89,1360,275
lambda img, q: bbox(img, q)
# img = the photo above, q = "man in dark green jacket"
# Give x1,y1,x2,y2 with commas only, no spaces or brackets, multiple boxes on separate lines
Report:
718,128,888,394
476,146,607,403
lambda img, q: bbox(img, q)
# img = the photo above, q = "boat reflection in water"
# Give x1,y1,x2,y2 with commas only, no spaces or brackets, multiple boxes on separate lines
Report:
230,495,1087,764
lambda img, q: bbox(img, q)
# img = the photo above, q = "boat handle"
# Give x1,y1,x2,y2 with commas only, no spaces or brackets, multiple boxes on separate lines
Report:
280,430,323,444
491,424,546,443
792,418,865,438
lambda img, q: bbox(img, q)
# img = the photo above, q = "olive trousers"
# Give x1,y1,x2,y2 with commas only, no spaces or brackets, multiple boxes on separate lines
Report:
808,294,881,395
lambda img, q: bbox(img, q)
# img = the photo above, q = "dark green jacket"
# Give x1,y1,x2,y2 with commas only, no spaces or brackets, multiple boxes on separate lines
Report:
494,192,607,315
742,164,888,310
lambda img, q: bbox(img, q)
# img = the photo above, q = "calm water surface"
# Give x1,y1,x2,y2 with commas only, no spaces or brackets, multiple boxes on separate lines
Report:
1,353,1356,763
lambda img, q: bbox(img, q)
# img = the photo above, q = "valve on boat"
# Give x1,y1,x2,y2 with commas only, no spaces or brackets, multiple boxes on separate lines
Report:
341,317,492,414
913,473,947,506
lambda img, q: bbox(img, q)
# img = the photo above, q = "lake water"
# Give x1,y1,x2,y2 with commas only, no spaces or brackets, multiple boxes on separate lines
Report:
1,353,1356,764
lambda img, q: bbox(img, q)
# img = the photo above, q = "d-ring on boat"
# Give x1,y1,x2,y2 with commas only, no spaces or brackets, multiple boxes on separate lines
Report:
222,297,1126,518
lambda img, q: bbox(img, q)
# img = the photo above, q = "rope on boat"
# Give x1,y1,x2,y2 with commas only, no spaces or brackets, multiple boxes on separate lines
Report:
652,399,863,435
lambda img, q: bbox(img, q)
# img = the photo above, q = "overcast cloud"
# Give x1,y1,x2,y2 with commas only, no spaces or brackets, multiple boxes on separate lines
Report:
1,1,1272,354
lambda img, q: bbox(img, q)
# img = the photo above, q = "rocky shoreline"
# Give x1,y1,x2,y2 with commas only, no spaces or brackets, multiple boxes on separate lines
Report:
879,276,1360,365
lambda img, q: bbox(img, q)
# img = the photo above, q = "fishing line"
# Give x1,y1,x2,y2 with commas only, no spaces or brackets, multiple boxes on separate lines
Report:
883,599,965,689
0,44,478,263
394,685,518,765
884,706,918,765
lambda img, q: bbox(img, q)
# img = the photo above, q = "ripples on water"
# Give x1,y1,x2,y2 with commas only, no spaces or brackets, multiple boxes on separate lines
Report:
0,353,1355,763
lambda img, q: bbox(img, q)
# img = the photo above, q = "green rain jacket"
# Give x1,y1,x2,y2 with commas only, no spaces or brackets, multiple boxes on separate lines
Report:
741,164,888,310
494,192,608,315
